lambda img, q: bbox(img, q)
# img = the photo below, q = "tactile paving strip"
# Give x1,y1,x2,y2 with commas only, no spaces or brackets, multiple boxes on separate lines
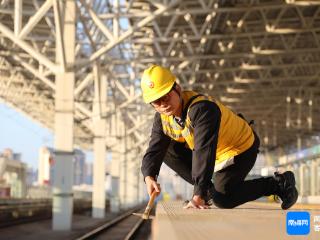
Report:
152,201,320,240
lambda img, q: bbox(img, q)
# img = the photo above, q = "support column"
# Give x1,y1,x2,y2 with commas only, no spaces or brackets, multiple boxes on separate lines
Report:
52,0,75,231
126,138,139,207
119,115,128,208
299,164,305,197
92,67,106,218
110,109,120,212
318,159,320,195
310,159,318,196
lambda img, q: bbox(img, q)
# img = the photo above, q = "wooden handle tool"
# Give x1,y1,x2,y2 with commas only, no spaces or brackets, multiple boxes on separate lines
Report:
133,191,158,220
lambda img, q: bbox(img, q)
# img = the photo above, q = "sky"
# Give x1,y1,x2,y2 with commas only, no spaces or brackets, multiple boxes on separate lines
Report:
0,102,93,169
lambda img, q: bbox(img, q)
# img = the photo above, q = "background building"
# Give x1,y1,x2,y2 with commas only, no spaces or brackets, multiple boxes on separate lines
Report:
84,162,93,185
0,148,27,198
38,147,88,186
38,147,54,185
74,149,86,186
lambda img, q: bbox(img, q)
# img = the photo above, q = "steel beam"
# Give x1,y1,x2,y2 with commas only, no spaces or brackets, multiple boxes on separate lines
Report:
14,0,22,36
0,22,59,73
77,0,180,66
53,0,66,72
19,0,53,39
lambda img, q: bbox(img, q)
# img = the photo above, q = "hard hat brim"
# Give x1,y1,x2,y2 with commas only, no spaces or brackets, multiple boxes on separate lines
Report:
143,80,175,103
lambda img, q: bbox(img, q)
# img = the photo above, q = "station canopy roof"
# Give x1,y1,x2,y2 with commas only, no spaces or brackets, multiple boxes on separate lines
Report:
0,0,319,153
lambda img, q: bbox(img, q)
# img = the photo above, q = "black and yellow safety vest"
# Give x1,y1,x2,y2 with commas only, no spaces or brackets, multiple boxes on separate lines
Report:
160,91,254,171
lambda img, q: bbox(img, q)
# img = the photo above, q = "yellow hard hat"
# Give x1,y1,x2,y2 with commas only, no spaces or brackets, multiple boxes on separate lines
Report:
141,65,176,103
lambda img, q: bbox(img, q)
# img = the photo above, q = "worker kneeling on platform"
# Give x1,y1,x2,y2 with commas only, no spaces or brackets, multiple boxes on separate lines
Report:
140,65,298,210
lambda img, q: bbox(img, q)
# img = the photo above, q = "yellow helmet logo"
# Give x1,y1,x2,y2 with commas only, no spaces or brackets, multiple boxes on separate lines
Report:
141,65,176,103
148,81,154,89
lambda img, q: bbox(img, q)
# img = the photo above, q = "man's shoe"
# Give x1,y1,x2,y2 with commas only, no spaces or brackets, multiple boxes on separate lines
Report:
274,171,298,210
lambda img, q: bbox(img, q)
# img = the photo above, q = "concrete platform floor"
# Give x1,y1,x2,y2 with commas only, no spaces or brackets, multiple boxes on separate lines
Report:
152,201,320,240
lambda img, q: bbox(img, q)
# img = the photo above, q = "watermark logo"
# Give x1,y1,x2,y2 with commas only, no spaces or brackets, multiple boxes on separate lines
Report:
315,215,320,232
286,211,310,235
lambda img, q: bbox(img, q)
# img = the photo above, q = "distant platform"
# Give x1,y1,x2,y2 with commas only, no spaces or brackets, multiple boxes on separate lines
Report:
152,201,320,240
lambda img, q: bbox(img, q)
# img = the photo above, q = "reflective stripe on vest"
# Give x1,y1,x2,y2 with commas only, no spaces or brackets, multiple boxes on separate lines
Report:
160,91,254,168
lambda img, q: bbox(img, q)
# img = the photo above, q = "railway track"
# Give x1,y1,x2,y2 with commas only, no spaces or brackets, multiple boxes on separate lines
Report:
0,199,92,228
76,207,153,240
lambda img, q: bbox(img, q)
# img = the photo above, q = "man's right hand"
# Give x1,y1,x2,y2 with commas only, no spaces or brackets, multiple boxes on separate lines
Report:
145,176,161,197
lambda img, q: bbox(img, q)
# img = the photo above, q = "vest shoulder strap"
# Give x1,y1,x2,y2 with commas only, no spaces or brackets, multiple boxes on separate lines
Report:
181,94,203,122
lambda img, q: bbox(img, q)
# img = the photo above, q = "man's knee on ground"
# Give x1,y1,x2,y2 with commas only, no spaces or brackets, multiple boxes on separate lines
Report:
212,192,238,209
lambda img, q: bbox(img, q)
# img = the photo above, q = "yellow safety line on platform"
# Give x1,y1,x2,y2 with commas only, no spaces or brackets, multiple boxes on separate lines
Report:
251,201,320,210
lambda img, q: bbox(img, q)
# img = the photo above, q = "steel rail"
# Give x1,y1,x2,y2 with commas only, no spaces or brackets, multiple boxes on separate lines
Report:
76,206,147,240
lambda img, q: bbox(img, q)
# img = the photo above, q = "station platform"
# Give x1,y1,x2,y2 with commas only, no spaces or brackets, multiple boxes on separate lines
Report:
152,201,320,240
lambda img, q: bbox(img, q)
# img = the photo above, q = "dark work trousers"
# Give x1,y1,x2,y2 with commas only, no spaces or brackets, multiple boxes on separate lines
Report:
163,132,277,209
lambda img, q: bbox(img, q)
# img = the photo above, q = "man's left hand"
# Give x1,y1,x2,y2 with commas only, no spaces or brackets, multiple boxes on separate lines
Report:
183,195,210,209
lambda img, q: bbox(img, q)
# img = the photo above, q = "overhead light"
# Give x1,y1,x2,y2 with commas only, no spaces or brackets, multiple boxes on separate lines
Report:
307,116,312,129
184,13,191,22
195,63,200,71
227,41,234,49
252,47,283,55
226,87,247,93
237,20,244,28
285,0,319,6
265,24,275,32
251,46,260,53
219,59,225,66
206,12,216,22
240,63,262,70
205,14,213,22
182,33,188,43
188,75,196,85
200,37,207,45
220,96,240,103
218,41,225,52
178,60,189,69
265,24,298,34
170,50,176,56
234,77,255,83
286,96,291,103
286,120,290,128
295,98,303,104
